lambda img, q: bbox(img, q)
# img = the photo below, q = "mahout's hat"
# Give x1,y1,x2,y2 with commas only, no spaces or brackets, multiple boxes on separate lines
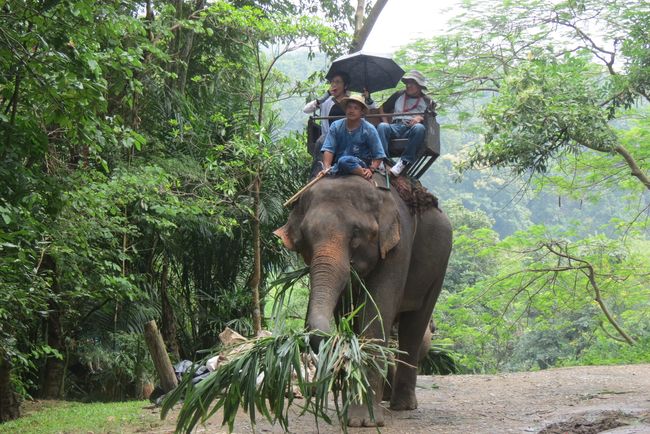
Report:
341,94,368,111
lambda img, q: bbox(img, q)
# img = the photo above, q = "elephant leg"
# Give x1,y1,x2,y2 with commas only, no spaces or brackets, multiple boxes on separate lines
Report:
390,313,429,411
347,345,388,428
347,335,389,426
391,272,444,411
382,323,400,401
348,402,386,428
348,287,397,427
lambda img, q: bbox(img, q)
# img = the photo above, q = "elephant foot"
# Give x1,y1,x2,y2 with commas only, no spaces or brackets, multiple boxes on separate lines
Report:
347,403,385,427
390,391,418,411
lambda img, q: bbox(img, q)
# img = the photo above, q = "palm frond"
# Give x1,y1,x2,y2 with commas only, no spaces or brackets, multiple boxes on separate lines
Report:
161,324,397,433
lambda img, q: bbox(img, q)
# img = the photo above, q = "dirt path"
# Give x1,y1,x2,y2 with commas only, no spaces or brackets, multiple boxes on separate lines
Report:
152,364,650,433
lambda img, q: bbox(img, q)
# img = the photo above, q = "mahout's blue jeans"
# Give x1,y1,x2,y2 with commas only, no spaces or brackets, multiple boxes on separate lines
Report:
332,155,368,175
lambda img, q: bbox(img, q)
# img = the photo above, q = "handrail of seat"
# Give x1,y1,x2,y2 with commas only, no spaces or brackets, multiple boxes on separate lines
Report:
309,111,429,121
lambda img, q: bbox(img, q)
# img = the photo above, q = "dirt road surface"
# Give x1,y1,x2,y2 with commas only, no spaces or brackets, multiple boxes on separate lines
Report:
155,364,650,433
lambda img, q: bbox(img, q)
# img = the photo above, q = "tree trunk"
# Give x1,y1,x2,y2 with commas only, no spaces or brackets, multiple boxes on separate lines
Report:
250,175,263,335
42,255,65,399
42,306,65,399
0,358,20,422
352,0,366,43
349,0,389,53
144,320,178,393
160,258,181,361
177,0,206,95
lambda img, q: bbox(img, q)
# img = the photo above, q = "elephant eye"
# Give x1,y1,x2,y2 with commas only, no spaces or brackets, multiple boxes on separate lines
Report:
350,227,361,249
294,236,303,250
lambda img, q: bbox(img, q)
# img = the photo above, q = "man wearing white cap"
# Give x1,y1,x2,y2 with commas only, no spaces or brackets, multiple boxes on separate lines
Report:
377,70,434,176
321,94,386,180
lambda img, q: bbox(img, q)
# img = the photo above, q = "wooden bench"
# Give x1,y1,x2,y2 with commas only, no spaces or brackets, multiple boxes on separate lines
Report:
307,110,440,180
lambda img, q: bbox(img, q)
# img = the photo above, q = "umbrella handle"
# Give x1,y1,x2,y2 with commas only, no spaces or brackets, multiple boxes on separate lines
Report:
364,60,368,94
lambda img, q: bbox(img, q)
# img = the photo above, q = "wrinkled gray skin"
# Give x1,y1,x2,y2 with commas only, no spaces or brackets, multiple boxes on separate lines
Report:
274,173,452,427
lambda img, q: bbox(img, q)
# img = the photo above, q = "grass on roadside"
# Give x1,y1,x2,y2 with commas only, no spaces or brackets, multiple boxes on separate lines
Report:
0,399,159,434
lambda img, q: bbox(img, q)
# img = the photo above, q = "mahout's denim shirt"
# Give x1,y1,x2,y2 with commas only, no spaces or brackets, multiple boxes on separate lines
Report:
321,118,386,164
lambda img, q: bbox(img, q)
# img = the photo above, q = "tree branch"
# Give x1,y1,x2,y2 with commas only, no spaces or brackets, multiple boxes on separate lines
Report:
553,15,617,75
542,243,636,346
349,0,388,53
613,145,650,191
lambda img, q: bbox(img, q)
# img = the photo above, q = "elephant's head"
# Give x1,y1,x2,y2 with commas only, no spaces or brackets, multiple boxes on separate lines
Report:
274,175,400,341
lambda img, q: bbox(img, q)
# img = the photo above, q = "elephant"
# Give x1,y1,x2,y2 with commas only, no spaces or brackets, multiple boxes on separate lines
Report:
274,173,452,427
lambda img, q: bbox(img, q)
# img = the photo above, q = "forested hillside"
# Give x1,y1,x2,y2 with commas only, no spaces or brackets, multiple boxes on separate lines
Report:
406,0,650,372
1,0,648,426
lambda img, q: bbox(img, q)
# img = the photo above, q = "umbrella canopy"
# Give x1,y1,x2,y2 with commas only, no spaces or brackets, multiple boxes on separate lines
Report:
326,51,404,94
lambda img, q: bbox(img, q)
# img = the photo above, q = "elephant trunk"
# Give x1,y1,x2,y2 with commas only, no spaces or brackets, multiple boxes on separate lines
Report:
307,240,350,349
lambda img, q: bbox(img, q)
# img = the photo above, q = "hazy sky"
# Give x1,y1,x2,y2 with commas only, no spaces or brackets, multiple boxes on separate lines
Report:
363,0,460,54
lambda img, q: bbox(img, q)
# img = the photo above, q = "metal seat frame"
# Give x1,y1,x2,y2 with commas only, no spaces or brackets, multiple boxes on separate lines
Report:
307,110,440,179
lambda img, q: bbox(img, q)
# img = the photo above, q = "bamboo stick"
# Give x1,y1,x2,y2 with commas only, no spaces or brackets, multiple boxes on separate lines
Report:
283,167,331,207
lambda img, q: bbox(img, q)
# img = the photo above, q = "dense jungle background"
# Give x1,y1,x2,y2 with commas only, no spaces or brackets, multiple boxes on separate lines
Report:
1,0,648,426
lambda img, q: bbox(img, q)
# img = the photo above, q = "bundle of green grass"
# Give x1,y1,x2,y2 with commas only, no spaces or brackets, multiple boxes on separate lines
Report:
161,321,396,433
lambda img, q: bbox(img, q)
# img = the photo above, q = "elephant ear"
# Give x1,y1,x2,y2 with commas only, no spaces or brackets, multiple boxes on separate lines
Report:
273,224,295,251
378,204,400,259
273,203,305,252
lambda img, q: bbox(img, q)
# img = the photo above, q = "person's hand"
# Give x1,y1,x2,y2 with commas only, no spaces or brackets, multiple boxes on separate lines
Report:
317,90,331,105
361,167,373,179
319,163,331,175
363,88,374,105
407,115,424,126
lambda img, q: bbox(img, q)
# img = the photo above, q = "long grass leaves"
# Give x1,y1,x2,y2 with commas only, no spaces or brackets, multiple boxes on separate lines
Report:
162,267,402,433
161,327,397,433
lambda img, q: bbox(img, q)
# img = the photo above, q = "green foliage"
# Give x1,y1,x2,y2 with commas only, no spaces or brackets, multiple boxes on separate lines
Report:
617,4,650,106
0,0,345,408
393,0,650,374
266,267,311,331
69,332,155,402
418,342,460,375
443,200,500,293
400,0,649,187
436,223,650,372
475,55,617,174
0,199,51,383
1,0,154,167
568,336,650,366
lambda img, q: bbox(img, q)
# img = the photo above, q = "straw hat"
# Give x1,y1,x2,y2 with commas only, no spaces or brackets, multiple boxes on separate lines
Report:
341,94,368,111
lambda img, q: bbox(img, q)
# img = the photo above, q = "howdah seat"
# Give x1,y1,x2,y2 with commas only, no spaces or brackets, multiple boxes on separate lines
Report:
306,107,440,179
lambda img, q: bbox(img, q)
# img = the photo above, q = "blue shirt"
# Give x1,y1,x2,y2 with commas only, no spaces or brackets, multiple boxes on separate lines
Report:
321,118,386,163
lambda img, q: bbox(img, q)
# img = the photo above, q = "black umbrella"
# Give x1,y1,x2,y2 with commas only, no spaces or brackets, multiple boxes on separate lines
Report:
325,51,404,94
